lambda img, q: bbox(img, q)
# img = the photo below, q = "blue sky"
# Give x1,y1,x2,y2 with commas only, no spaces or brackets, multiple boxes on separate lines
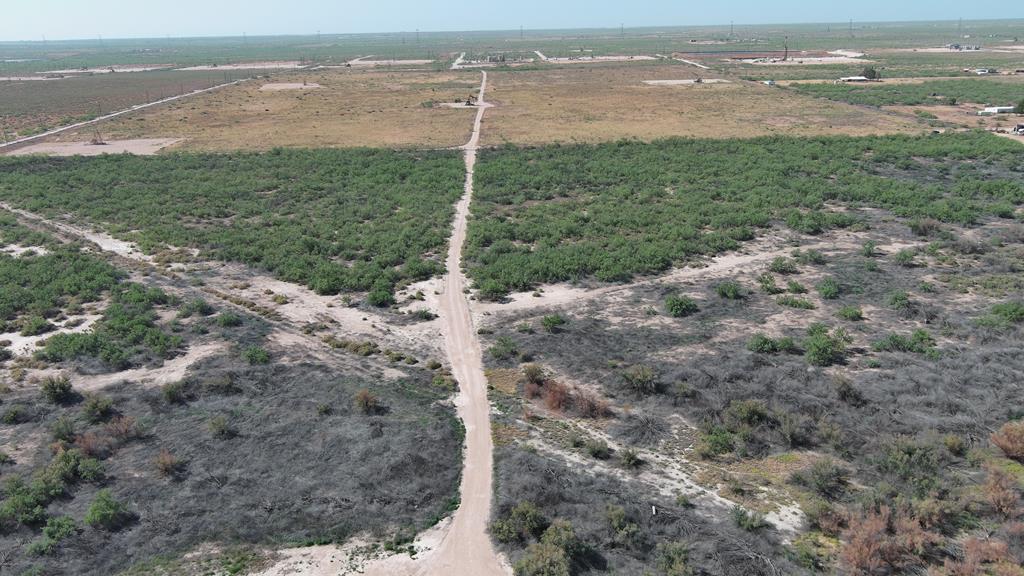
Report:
2,0,1023,41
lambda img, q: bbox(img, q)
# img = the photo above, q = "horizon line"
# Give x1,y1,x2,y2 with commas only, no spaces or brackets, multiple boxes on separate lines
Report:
2,16,1023,45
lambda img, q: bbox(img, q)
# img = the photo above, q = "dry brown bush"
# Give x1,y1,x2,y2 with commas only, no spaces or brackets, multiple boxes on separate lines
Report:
543,381,569,412
939,537,1018,576
353,389,381,415
104,415,139,441
74,432,110,458
840,506,941,575
155,448,182,477
575,389,611,419
523,364,545,385
992,421,1024,463
524,380,542,400
985,466,1021,520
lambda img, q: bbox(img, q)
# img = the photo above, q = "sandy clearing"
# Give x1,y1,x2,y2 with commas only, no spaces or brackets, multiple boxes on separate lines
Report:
348,57,435,67
543,55,658,64
0,202,153,261
259,83,321,91
8,138,182,156
69,342,226,392
42,65,172,74
1,244,49,257
0,76,56,81
1,313,103,357
643,79,731,86
744,56,872,65
178,61,305,71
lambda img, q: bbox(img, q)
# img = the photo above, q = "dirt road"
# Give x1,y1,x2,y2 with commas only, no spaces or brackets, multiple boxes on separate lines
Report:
422,70,508,576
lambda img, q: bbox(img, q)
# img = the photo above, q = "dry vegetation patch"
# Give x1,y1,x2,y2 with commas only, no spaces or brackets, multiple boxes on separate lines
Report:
482,64,920,145
72,69,480,150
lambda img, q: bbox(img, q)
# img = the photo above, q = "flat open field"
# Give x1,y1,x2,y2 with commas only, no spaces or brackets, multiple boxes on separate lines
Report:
0,70,230,138
481,64,921,145
69,69,479,150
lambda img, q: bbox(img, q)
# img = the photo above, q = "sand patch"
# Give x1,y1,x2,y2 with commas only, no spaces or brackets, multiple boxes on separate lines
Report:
643,79,730,86
178,61,304,71
0,76,56,81
69,342,226,392
42,65,171,74
8,138,182,157
745,56,872,65
1,244,49,257
347,56,435,67
543,55,657,64
1,313,103,357
259,82,321,91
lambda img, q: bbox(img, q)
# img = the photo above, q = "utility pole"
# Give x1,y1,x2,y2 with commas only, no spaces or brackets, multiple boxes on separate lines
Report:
958,18,963,36
621,23,624,38
849,19,853,38
730,21,734,37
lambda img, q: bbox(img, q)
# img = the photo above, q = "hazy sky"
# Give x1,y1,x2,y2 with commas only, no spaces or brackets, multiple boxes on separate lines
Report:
2,0,1023,41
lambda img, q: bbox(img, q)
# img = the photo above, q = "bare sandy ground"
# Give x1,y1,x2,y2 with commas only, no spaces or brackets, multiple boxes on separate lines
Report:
7,138,182,156
348,56,435,67
1,313,103,357
0,203,152,261
178,61,305,71
42,65,172,74
0,76,56,81
669,56,711,70
45,342,226,393
744,55,872,66
259,83,321,91
544,55,658,63
996,132,1024,145
0,244,49,257
643,79,731,86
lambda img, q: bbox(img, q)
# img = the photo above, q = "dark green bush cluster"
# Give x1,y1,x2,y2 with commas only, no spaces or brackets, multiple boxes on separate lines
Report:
816,277,841,300
804,324,852,367
777,295,816,310
0,231,120,334
242,346,271,365
664,294,699,317
872,330,936,354
715,281,745,300
84,489,133,531
0,449,104,529
39,283,181,369
747,334,799,355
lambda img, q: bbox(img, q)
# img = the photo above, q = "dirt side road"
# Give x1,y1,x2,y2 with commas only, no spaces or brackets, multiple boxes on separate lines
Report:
422,70,508,575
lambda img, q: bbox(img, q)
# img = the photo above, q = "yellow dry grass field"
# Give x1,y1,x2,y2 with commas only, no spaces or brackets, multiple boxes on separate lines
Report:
53,69,481,150
482,64,923,145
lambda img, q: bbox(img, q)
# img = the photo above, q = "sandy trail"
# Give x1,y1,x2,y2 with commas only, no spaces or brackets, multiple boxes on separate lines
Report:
422,70,508,576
